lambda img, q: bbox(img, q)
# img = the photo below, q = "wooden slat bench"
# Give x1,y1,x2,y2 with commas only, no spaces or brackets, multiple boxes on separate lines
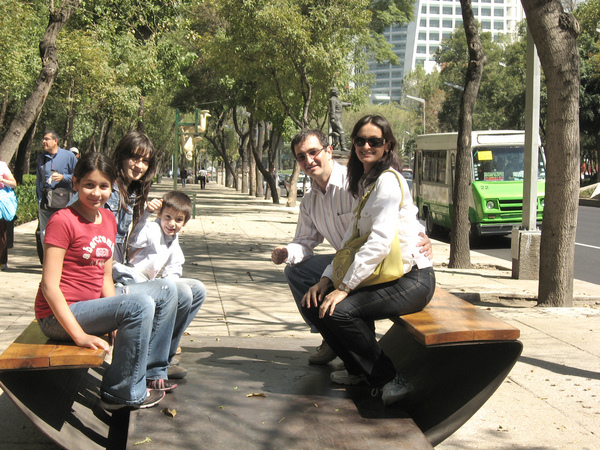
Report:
0,289,521,450
379,287,523,447
0,320,128,450
0,320,107,370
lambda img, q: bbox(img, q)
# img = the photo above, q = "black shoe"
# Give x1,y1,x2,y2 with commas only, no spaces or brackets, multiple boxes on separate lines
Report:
308,340,337,365
168,364,188,379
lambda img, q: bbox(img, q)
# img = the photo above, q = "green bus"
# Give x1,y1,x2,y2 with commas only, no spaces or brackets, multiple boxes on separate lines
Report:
413,131,545,237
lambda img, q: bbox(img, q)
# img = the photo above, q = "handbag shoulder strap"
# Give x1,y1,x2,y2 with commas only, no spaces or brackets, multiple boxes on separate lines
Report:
353,169,404,219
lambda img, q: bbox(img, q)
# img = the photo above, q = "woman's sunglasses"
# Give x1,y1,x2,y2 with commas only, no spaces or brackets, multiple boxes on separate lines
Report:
353,137,386,148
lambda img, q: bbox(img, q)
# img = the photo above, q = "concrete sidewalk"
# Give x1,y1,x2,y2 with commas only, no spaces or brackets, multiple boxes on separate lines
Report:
1,180,598,449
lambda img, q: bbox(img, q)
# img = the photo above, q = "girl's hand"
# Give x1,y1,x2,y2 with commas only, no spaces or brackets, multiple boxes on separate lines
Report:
146,198,163,213
319,289,348,318
74,333,111,353
302,277,331,309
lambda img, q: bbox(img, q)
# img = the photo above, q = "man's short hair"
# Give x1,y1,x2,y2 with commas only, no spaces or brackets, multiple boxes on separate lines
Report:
290,129,328,156
43,130,60,141
161,190,193,223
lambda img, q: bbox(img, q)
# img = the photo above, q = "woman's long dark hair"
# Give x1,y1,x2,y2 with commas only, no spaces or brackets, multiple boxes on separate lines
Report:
111,131,157,226
73,152,117,185
347,115,401,197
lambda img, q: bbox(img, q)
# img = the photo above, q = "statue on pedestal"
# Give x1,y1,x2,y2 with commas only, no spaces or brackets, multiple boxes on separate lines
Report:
329,87,351,152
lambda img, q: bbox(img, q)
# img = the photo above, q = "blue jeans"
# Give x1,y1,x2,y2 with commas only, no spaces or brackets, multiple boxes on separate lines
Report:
38,289,175,406
171,278,206,361
302,266,436,386
284,254,334,333
115,279,178,380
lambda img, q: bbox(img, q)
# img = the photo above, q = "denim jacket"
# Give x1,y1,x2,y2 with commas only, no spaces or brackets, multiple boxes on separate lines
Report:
105,184,135,246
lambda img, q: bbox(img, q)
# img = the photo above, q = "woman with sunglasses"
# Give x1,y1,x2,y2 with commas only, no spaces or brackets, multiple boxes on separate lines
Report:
301,114,435,406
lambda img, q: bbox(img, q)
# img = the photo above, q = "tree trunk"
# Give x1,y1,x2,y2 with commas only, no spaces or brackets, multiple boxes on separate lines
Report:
137,96,145,132
521,0,580,306
0,0,80,163
255,121,265,198
64,77,75,147
248,141,256,196
449,0,487,269
0,89,9,130
265,127,282,203
286,164,301,207
102,118,113,154
250,121,279,203
13,115,41,182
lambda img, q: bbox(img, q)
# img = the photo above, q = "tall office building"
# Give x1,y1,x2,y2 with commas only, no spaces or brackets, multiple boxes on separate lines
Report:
369,0,525,103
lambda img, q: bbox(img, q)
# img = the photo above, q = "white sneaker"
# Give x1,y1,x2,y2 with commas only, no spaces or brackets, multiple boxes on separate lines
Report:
381,374,414,406
330,369,367,386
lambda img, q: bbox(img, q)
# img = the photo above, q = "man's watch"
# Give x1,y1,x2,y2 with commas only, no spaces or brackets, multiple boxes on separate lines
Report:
338,283,351,293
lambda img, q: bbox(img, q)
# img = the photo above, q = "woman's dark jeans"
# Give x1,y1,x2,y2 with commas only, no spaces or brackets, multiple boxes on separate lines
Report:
303,266,435,386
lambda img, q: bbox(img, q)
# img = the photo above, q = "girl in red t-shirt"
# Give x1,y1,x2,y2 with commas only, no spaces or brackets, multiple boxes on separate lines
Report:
35,152,178,410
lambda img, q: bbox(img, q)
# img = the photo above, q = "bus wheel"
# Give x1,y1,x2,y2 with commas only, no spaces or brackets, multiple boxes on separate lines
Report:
426,210,437,237
469,222,482,248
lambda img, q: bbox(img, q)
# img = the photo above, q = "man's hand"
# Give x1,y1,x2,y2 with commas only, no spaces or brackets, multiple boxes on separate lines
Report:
418,231,433,260
271,247,288,265
50,172,64,182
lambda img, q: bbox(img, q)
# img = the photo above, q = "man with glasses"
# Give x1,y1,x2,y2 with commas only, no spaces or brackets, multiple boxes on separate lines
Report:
35,130,78,263
272,129,432,364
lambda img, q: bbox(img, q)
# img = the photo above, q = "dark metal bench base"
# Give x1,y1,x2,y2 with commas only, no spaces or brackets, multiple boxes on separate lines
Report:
0,364,129,450
379,323,523,447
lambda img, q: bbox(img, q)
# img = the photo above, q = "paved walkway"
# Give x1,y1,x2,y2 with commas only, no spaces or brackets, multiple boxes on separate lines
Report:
1,180,599,449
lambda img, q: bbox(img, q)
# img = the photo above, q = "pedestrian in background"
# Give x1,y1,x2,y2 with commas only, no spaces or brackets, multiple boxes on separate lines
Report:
198,167,207,189
0,158,18,271
181,167,188,188
35,130,77,263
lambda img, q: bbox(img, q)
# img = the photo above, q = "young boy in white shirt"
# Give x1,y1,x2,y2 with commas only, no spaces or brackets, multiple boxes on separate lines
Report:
114,190,206,379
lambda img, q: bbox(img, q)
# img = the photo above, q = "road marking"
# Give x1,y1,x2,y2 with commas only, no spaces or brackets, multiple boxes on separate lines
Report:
575,242,600,250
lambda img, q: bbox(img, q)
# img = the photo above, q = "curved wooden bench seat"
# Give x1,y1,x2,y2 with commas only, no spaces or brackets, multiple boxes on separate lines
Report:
0,321,127,450
379,288,523,447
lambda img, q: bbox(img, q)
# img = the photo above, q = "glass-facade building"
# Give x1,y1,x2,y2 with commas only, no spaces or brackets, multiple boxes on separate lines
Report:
369,0,524,103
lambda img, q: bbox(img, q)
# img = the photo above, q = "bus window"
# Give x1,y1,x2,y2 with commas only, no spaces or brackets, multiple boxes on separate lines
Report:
473,146,525,182
473,145,546,182
422,150,447,184
438,154,446,183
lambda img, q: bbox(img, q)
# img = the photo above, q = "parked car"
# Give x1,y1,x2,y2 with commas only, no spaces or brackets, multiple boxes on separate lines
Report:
285,174,311,197
402,168,413,192
277,174,287,188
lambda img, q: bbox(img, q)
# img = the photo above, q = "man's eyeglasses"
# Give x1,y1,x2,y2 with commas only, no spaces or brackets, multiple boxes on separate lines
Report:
295,147,325,163
353,137,386,148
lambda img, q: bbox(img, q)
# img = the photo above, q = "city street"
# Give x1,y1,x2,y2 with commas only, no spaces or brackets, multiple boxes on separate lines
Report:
443,204,600,285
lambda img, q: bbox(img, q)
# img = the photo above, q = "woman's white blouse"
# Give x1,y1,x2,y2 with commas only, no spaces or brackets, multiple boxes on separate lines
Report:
322,169,433,290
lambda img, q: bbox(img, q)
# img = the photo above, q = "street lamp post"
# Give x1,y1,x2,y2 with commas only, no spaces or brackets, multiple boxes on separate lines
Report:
405,95,426,134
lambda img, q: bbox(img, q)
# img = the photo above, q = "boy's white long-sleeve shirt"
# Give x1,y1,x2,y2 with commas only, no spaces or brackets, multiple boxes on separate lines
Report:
127,215,184,280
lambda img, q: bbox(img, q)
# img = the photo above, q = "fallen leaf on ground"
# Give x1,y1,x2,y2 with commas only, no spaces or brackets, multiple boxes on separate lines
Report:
247,393,266,398
162,407,177,417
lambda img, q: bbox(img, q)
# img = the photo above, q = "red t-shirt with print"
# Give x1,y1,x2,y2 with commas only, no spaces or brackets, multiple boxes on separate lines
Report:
35,206,117,319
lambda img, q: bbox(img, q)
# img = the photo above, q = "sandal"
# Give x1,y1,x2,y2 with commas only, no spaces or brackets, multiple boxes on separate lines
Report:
147,378,178,392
